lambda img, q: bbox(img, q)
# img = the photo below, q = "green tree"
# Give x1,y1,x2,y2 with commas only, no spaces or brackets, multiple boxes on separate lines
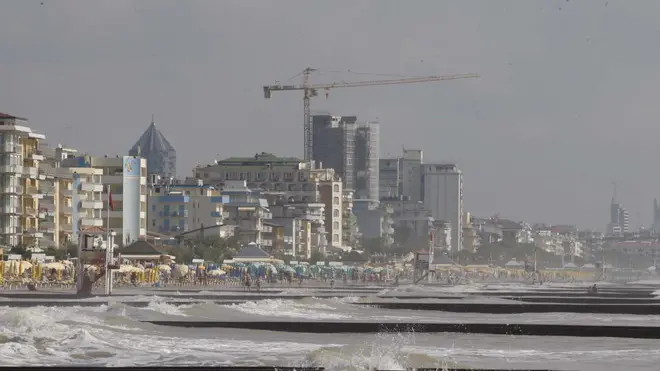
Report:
9,245,30,259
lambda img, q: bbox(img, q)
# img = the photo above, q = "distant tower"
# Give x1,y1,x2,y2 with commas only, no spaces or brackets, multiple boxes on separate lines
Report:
653,199,660,234
129,115,177,179
607,182,629,236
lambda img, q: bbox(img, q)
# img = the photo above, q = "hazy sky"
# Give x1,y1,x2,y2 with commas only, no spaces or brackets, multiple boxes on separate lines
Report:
1,0,659,231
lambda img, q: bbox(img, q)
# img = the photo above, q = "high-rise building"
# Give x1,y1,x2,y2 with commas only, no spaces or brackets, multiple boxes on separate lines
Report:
129,118,176,180
422,164,463,252
653,199,660,235
400,149,423,202
379,158,400,199
0,113,47,247
311,114,379,199
607,197,629,236
354,121,379,199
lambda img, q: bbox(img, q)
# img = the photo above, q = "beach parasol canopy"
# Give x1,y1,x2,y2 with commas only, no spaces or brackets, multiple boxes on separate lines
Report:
42,262,66,271
208,269,226,277
157,264,172,272
172,264,189,278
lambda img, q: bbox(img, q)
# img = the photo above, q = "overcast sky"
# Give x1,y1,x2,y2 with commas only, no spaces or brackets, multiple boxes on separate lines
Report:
1,0,659,231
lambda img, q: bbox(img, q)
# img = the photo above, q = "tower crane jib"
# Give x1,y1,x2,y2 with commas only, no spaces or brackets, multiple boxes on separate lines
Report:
263,69,479,162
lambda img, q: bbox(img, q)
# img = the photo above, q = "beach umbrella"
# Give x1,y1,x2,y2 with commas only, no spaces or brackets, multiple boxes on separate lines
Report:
157,264,172,272
208,269,226,277
172,264,189,278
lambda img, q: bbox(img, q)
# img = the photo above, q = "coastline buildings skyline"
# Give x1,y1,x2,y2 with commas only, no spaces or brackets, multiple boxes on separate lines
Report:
2,108,656,264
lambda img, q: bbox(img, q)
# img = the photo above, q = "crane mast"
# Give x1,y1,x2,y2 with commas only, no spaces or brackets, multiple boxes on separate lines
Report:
263,68,479,162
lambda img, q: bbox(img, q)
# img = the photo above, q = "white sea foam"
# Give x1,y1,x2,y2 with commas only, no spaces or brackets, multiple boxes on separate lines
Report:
2,290,660,369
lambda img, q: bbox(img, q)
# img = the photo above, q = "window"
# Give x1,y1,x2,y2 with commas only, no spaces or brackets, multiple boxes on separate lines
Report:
334,234,339,241
152,219,155,227
333,209,339,217
333,197,339,205
333,221,339,229
151,204,156,211
334,184,339,192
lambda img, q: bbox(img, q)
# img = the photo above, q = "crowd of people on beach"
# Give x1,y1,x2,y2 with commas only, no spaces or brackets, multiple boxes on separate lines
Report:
0,256,606,292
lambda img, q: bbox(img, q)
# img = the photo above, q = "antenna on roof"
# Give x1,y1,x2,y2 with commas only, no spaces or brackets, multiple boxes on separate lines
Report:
151,114,155,125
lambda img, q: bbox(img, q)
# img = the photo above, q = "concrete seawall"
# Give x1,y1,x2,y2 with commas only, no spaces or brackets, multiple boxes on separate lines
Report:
359,302,660,314
504,296,660,304
8,367,561,371
143,320,660,339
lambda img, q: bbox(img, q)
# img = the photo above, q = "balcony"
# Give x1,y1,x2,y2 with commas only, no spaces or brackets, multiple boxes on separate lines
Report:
23,167,38,178
0,144,22,153
81,200,104,209
38,210,55,219
81,183,104,192
169,225,188,233
61,206,72,214
23,228,43,238
60,223,73,232
39,224,55,233
24,186,43,199
0,165,23,174
40,221,55,229
170,210,188,217
0,205,22,214
1,184,22,194
39,186,53,196
24,207,37,216
0,227,19,235
81,218,103,227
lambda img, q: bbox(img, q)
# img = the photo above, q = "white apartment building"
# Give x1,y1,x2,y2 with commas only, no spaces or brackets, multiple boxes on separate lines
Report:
39,144,80,247
194,153,344,248
148,181,228,238
221,180,271,246
0,113,47,247
37,166,104,247
61,155,147,245
422,164,463,252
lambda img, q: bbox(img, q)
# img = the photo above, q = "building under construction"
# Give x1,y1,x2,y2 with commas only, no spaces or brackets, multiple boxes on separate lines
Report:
311,114,379,200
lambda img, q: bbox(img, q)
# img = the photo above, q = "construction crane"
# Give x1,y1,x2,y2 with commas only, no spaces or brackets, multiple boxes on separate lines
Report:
263,67,479,162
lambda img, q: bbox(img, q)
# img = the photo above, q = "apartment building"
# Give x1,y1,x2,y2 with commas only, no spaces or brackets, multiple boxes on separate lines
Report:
352,199,395,245
379,158,399,199
61,155,148,245
148,182,229,239
0,113,47,247
221,180,271,246
311,115,380,200
422,164,463,252
193,152,344,248
37,166,104,247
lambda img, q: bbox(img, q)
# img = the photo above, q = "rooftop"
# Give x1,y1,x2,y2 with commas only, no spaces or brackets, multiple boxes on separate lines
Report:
0,112,27,120
235,244,271,259
129,121,176,156
214,152,302,166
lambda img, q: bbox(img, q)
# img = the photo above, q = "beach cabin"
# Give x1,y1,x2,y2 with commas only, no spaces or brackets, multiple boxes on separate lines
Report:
231,243,279,264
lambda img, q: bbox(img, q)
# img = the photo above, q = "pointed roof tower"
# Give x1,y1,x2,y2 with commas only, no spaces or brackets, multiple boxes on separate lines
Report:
129,115,177,178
